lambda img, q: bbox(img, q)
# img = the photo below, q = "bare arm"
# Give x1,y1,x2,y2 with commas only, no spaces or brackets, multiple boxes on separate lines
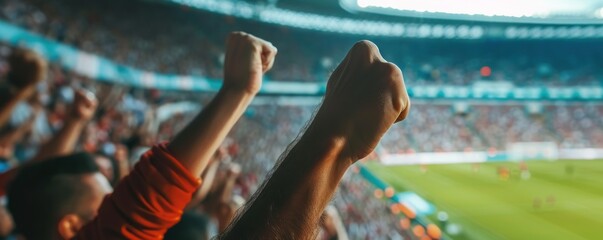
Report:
75,32,277,239
220,41,410,239
204,163,242,231
30,89,97,162
0,48,47,128
0,86,35,129
320,206,349,240
0,90,97,195
186,159,221,210
0,108,38,147
168,32,277,178
113,144,131,182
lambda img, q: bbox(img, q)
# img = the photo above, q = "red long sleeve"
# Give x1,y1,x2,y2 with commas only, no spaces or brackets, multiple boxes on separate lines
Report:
0,168,18,197
76,143,202,239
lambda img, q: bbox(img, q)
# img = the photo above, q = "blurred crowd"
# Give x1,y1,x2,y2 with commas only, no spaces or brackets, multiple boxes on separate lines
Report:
1,0,603,238
2,43,602,238
383,103,603,153
2,0,603,86
0,43,419,239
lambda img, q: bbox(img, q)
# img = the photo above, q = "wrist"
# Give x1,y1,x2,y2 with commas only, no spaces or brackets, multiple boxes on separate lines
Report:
64,116,88,126
221,78,261,96
8,83,35,100
220,87,259,97
218,87,257,105
297,129,353,170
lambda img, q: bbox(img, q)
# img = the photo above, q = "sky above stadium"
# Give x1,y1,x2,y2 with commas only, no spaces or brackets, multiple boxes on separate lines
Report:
355,0,603,18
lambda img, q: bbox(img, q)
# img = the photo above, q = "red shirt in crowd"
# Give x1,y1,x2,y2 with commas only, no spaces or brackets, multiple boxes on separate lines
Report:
76,144,202,239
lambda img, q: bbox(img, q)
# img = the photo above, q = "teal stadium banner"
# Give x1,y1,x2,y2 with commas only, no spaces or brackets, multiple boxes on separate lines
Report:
1,20,602,100
0,20,323,95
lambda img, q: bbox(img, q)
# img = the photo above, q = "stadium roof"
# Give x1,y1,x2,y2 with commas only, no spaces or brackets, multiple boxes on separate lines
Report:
166,0,603,38
342,0,603,24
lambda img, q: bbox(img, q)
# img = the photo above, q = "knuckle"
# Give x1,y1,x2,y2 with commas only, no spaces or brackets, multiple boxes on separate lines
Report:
228,32,248,42
377,62,403,80
353,40,375,51
241,33,255,42
249,42,262,52
229,31,245,37
351,40,378,57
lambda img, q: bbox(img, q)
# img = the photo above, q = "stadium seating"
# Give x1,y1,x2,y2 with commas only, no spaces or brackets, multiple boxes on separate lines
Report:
2,0,603,238
2,0,603,85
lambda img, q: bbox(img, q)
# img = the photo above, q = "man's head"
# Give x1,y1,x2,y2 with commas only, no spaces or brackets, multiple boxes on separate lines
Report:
7,153,113,240
165,212,217,240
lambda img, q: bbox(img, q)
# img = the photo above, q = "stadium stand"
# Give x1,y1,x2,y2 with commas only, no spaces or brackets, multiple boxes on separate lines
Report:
2,0,603,85
1,0,603,239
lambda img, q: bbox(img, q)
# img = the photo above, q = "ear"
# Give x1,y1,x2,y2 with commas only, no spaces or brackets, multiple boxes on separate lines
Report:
57,214,84,239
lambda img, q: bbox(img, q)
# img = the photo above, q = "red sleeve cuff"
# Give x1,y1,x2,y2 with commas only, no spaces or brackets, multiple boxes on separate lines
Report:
76,143,202,239
152,143,203,190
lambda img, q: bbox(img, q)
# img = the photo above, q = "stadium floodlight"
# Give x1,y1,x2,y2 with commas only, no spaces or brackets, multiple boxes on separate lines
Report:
356,0,557,17
555,27,569,38
469,26,484,39
456,25,470,38
596,8,603,18
583,26,596,37
431,25,444,38
418,24,431,37
172,0,603,38
529,27,543,39
444,25,456,38
542,27,555,38
516,28,529,38
350,0,603,24
505,27,517,39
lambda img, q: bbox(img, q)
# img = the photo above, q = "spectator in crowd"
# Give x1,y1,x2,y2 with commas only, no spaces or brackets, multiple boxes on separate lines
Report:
3,32,412,239
1,0,602,85
164,212,217,240
4,32,278,239
218,40,409,239
1,1,603,238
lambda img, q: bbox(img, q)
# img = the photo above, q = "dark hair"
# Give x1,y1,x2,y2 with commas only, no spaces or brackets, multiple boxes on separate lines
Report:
165,212,215,240
7,153,100,240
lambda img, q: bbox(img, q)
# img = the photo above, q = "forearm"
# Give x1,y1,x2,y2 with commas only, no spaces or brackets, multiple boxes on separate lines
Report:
31,118,85,162
77,144,202,239
186,160,220,210
220,131,351,239
168,88,254,177
116,159,130,181
0,100,18,129
0,87,32,128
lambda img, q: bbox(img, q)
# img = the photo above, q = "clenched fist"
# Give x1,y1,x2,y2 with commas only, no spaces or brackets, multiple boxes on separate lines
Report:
70,89,98,121
7,48,47,89
223,32,277,94
313,41,410,161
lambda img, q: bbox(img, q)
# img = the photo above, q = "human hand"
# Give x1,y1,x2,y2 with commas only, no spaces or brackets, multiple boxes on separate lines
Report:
312,41,410,161
7,48,47,90
223,32,277,95
70,89,98,121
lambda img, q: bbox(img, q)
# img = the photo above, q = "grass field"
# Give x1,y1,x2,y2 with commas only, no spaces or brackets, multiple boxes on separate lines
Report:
365,160,603,240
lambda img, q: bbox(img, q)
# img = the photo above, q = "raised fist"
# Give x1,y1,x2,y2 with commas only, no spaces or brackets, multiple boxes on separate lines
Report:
70,89,98,121
7,48,47,89
313,41,410,161
223,32,277,94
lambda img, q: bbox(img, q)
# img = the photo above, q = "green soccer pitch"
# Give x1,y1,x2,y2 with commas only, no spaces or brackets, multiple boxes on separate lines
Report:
365,160,603,240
